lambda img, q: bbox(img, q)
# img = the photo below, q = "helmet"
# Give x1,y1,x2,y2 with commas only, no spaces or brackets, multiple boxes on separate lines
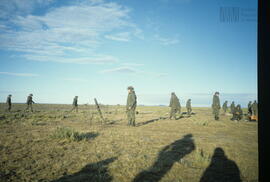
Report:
127,86,134,90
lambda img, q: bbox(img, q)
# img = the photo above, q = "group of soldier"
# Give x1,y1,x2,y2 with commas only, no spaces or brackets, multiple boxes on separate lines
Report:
5,94,35,112
169,92,192,120
212,92,258,121
3,88,258,126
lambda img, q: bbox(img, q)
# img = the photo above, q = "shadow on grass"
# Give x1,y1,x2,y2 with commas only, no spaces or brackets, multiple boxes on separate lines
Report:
80,132,99,140
51,157,117,182
136,117,168,127
199,147,242,182
133,134,195,182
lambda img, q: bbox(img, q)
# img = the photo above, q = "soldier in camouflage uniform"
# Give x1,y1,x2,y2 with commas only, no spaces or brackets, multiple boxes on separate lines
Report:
247,101,252,116
186,99,192,116
169,92,181,120
251,100,258,118
25,94,35,112
71,96,79,113
234,104,243,121
6,94,12,112
126,86,137,126
230,101,235,114
212,92,221,120
222,101,228,114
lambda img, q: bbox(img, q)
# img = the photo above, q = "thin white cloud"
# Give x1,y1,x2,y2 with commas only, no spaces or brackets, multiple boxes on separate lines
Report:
0,1,142,64
154,34,179,45
0,0,54,19
105,32,131,42
121,63,144,67
0,72,39,77
22,55,118,64
100,66,168,78
63,78,89,82
101,67,137,73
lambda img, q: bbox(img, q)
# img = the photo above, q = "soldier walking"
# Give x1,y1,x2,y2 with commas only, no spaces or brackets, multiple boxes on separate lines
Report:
126,86,137,126
25,94,35,112
222,101,228,114
186,99,192,116
169,92,181,120
71,96,79,113
230,101,235,114
6,94,12,112
212,92,221,120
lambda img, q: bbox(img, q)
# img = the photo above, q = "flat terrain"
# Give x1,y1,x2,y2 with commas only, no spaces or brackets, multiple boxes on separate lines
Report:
0,104,258,182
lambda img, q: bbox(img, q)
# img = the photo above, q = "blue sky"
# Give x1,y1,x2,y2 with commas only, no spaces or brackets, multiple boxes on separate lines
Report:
0,0,257,106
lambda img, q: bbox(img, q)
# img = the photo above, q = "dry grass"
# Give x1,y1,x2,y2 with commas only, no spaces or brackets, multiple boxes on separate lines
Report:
0,104,258,182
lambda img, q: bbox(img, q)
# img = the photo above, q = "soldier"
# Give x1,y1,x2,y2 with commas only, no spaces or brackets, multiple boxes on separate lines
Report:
71,96,79,113
6,94,12,112
169,92,181,120
230,101,235,114
186,99,192,116
234,104,243,121
222,101,228,114
247,101,252,116
126,86,137,126
212,92,221,120
25,94,35,112
251,100,258,120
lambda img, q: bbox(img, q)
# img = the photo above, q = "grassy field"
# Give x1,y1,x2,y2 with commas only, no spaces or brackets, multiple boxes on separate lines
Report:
0,103,258,182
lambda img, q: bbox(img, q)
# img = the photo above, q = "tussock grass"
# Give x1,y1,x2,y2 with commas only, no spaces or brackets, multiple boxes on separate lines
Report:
0,104,258,182
51,126,98,142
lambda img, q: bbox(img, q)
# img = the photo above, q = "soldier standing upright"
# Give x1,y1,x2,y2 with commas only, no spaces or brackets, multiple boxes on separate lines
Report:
6,94,12,112
71,96,79,113
169,92,181,120
247,101,252,116
222,101,228,114
25,94,35,112
212,92,221,120
126,86,137,126
230,101,235,114
186,99,192,116
251,100,258,120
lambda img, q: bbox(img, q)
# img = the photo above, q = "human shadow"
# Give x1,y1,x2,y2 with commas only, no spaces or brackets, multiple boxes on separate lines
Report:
51,157,117,182
200,147,242,182
133,134,195,182
136,117,168,127
80,132,99,140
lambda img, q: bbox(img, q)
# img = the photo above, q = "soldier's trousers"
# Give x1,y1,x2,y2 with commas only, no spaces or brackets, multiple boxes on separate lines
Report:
25,104,33,112
187,108,192,115
71,106,78,113
127,109,136,126
170,108,180,119
212,109,219,120
6,104,11,112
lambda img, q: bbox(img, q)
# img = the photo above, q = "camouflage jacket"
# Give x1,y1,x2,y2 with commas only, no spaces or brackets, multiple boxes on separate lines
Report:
222,102,227,109
186,100,191,108
26,96,34,105
6,97,11,105
73,98,78,106
212,95,220,109
169,95,181,109
126,91,137,110
230,103,235,111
